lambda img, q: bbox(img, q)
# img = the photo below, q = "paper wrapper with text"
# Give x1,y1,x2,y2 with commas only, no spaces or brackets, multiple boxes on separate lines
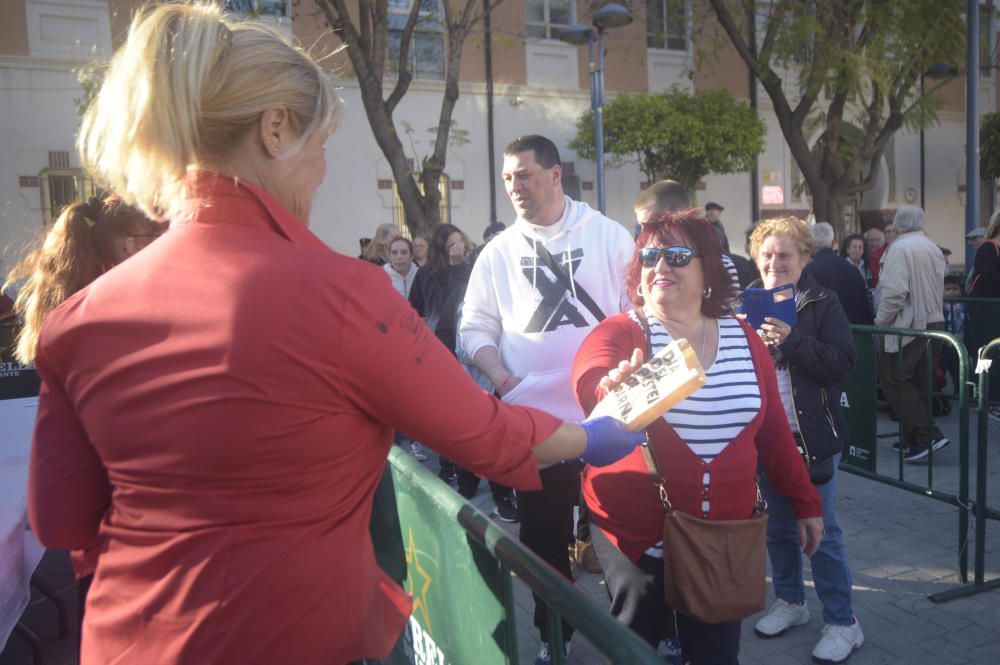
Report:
589,339,707,431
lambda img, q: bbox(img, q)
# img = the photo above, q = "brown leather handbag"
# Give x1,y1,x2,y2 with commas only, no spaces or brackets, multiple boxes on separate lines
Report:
641,438,768,624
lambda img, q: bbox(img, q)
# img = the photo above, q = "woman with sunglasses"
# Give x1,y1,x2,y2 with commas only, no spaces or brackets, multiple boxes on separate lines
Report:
572,210,823,665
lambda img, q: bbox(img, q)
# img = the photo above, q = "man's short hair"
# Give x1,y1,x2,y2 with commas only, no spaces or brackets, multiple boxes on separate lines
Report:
893,205,926,233
811,222,835,250
705,201,724,212
504,135,561,169
634,180,690,216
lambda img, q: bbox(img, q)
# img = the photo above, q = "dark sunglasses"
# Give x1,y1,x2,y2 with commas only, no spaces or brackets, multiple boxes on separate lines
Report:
638,246,699,268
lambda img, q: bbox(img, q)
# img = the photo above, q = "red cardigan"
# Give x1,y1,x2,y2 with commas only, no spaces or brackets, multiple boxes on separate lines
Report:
572,312,822,563
28,173,560,664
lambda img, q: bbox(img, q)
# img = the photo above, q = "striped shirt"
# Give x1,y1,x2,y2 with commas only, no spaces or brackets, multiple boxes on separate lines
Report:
628,307,761,558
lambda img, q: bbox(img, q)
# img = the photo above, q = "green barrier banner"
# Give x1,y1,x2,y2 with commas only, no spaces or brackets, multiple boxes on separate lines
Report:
385,449,513,665
842,332,878,472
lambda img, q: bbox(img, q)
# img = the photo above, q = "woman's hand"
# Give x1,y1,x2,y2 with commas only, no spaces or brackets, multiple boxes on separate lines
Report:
597,347,645,394
448,239,467,263
759,316,792,346
796,516,824,557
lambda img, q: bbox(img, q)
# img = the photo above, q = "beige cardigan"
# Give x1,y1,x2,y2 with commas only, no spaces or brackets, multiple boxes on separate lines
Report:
875,231,946,352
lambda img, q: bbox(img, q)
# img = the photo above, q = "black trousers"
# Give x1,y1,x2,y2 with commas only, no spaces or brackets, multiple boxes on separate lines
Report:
518,461,582,639
591,525,741,665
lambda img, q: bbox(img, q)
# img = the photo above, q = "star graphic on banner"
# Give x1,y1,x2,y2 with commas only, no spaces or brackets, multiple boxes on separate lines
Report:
406,527,433,633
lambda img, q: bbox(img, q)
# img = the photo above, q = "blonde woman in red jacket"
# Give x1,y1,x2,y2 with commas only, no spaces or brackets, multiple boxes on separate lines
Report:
572,210,823,665
26,4,644,664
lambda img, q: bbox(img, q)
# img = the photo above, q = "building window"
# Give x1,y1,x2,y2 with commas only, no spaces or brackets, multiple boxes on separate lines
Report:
38,168,101,227
223,0,288,17
647,0,687,51
526,0,574,40
392,174,451,232
388,0,445,81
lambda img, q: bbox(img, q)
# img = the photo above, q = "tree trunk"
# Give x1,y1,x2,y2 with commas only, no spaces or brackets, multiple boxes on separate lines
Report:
810,186,849,239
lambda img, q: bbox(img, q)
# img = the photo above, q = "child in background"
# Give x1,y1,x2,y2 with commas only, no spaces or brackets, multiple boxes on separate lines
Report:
941,274,968,395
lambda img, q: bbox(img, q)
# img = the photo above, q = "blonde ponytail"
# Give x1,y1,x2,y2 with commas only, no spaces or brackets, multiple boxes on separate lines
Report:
79,2,340,221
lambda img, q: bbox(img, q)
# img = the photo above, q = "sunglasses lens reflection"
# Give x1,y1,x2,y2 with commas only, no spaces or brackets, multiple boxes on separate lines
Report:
639,247,694,268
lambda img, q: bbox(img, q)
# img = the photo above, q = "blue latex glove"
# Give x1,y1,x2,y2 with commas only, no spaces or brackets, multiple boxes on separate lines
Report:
579,416,646,467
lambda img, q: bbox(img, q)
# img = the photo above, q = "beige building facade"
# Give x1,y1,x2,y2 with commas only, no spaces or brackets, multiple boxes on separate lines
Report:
1,0,996,268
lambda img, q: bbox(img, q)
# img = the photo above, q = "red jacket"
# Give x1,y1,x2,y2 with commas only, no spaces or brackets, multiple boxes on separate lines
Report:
572,313,822,563
28,173,559,664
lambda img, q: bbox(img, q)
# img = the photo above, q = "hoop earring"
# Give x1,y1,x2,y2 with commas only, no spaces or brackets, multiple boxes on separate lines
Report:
703,286,713,300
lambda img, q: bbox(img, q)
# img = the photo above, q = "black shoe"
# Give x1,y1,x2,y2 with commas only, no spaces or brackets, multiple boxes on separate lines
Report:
491,495,518,523
904,443,930,462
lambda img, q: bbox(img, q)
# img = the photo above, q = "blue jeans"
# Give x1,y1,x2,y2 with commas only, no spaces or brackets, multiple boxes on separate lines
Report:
759,453,854,626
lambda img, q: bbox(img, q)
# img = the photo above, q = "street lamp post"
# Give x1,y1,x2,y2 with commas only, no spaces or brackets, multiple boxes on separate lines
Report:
559,4,633,214
919,63,960,211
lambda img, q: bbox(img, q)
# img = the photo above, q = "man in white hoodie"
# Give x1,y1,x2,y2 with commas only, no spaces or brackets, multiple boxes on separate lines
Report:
460,135,634,664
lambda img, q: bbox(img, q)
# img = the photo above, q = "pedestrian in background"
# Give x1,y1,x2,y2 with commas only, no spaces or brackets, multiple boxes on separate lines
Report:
746,217,863,665
805,223,873,325
967,211,1000,419
362,222,400,265
875,206,949,461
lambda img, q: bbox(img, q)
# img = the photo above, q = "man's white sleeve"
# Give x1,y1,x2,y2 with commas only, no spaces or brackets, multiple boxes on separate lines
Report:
460,250,503,360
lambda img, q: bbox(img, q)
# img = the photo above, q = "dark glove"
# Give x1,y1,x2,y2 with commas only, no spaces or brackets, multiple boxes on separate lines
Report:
579,416,646,467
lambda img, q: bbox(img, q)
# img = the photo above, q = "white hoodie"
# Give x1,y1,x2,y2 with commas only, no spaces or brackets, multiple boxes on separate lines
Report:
460,196,634,421
383,261,419,300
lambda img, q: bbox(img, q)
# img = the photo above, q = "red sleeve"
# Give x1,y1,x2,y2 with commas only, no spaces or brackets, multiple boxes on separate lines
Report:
572,313,645,416
744,323,822,519
337,263,557,490
28,341,111,549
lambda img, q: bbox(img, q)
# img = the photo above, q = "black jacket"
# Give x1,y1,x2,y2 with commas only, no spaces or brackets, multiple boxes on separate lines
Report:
804,248,874,325
741,273,857,466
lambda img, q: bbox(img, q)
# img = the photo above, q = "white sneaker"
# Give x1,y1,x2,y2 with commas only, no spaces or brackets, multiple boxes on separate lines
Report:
811,619,864,664
408,441,428,462
754,599,810,638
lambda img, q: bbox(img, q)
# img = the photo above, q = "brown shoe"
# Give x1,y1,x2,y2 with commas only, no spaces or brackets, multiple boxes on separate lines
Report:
576,539,602,574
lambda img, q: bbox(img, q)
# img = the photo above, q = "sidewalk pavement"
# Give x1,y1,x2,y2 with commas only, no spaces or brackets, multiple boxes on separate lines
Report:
464,402,1000,665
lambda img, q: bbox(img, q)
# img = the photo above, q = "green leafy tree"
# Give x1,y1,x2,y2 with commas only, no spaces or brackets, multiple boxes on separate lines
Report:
705,0,965,237
570,87,766,196
981,111,1000,182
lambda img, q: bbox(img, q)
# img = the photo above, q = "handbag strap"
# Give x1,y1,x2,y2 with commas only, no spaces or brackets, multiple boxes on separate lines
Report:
632,307,766,516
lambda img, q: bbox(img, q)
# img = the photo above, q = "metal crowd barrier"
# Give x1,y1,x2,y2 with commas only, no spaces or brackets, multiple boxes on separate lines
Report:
842,324,999,602
963,337,1000,599
380,446,662,665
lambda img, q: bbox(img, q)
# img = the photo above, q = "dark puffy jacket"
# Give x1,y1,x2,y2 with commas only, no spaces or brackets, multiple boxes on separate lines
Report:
742,273,856,465
804,248,874,325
